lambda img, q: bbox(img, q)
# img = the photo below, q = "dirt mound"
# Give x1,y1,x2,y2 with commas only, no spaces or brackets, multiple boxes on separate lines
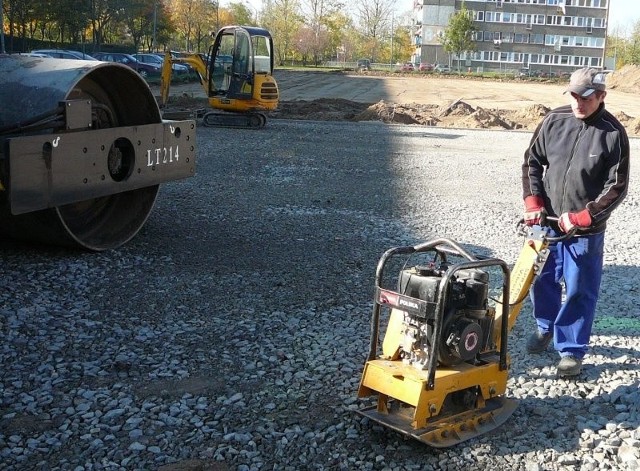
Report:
158,93,639,136
451,107,512,129
355,101,440,125
352,99,547,130
439,100,475,117
286,98,639,135
606,65,640,94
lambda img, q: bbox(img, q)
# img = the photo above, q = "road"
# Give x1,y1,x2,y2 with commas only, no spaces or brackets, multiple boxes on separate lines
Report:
2,120,638,470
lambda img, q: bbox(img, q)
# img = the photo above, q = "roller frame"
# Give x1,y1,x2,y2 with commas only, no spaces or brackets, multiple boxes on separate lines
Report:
5,118,195,215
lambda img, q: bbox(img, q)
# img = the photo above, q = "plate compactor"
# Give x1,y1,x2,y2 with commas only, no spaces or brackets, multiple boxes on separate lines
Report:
357,222,570,447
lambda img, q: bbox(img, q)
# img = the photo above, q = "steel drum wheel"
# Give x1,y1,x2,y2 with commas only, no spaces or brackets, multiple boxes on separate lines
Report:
0,62,161,251
52,75,160,251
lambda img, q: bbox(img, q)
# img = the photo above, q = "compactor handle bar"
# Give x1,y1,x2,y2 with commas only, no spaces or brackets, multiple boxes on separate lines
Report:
517,215,577,242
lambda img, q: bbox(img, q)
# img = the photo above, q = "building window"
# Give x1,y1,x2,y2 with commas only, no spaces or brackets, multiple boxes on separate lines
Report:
531,34,544,44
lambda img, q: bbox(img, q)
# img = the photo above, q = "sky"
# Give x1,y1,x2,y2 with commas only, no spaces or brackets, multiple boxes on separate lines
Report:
234,0,639,33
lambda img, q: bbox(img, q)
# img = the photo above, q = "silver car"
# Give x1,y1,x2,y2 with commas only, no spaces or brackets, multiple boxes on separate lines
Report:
30,49,97,60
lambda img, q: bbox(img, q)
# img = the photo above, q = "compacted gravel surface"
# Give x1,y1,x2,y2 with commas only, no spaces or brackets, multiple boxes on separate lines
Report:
1,120,639,470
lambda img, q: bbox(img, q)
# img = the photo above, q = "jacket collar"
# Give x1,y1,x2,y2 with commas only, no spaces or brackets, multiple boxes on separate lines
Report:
583,103,606,125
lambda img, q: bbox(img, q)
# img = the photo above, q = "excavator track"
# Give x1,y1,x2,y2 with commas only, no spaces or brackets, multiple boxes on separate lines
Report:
202,111,266,128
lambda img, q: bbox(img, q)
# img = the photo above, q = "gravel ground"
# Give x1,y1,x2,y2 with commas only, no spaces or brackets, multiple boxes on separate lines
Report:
1,120,639,470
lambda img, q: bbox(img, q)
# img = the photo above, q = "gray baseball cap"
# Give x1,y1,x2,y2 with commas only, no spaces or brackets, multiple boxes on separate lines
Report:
565,68,606,97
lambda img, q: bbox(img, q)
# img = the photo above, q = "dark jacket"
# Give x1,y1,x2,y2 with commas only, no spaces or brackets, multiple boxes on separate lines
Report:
522,103,630,234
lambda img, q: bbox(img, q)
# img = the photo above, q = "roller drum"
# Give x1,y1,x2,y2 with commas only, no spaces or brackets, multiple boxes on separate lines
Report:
0,55,167,250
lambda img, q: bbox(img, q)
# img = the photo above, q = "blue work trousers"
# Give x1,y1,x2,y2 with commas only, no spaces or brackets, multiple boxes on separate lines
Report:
530,230,605,358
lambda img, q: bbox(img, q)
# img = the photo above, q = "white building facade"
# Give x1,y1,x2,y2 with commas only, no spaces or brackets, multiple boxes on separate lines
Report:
412,0,609,74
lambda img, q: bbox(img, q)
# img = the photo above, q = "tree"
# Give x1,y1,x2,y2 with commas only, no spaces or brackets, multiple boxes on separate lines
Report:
227,2,254,26
606,20,640,69
170,0,217,51
440,1,476,73
624,20,640,65
262,0,303,65
322,10,353,62
123,0,156,52
353,0,393,63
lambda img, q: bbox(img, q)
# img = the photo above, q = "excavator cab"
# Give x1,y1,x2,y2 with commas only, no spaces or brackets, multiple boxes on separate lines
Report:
204,26,278,127
161,25,279,128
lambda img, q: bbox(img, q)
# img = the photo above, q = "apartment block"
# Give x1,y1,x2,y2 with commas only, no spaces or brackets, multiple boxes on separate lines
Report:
411,0,609,74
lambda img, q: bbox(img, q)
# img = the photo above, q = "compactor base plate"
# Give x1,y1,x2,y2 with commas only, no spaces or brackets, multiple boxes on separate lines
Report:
358,396,518,448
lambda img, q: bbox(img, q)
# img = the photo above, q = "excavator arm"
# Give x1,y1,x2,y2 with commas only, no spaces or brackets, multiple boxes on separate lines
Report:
160,52,208,107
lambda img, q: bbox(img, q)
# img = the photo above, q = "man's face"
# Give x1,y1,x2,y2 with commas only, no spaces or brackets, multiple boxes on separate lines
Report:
570,91,606,119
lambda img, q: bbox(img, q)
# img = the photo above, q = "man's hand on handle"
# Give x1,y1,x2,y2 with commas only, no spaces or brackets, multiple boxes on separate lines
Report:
558,210,592,233
524,195,547,226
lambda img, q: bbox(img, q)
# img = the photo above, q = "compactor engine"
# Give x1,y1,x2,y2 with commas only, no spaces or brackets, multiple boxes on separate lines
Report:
395,264,493,369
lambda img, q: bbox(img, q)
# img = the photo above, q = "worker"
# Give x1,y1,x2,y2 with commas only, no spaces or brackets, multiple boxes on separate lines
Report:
521,67,630,378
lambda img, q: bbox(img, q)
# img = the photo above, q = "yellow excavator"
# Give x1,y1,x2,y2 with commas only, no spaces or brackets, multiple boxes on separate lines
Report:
357,220,573,447
161,25,279,128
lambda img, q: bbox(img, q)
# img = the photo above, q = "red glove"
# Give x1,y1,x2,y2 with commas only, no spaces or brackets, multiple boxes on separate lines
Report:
558,210,592,233
524,195,546,226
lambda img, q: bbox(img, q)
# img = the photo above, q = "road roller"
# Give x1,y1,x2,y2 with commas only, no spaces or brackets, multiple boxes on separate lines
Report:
0,54,196,250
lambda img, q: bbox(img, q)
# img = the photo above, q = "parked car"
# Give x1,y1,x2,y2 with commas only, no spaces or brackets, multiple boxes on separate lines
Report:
518,68,532,78
168,51,201,77
132,53,191,81
92,52,160,78
19,52,52,58
356,59,371,71
214,54,234,69
399,62,415,72
418,62,434,72
30,49,96,60
433,63,451,73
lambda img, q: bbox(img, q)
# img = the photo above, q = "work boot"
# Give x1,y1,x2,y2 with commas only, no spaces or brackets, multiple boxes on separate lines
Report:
526,331,553,353
556,355,582,378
